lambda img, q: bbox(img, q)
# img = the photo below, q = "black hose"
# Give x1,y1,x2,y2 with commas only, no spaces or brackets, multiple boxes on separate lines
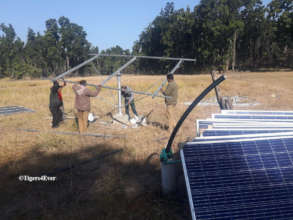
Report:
165,75,226,153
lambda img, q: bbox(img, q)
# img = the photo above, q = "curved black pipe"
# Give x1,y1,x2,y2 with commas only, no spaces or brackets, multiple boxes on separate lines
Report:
166,75,226,153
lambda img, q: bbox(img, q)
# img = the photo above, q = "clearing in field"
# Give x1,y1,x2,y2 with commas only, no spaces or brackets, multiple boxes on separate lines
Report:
0,71,293,219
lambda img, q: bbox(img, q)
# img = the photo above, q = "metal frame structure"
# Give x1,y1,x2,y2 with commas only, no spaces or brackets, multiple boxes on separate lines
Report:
53,54,196,115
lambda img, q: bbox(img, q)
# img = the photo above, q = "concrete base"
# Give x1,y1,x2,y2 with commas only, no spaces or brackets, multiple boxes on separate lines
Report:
113,113,129,125
112,113,147,128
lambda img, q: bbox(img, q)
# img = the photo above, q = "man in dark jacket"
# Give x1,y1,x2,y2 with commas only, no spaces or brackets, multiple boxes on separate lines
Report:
72,80,101,133
160,74,178,132
49,80,64,128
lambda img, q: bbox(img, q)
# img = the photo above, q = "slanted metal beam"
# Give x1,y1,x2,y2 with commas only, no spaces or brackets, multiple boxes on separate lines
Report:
63,79,168,99
53,54,195,82
89,54,196,62
53,54,100,81
18,128,125,138
101,56,137,86
152,59,184,99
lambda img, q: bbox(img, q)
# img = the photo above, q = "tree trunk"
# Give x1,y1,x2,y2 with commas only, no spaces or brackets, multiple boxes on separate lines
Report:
66,55,70,71
225,58,230,71
232,30,237,72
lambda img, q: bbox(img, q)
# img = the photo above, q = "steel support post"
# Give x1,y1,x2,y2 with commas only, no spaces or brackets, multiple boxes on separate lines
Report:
117,72,122,115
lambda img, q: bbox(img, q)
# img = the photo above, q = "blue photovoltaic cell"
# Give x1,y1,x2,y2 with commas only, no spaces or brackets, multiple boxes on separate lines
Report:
214,114,293,120
194,133,293,142
202,129,293,137
0,106,34,115
222,110,293,115
198,120,213,129
181,137,293,220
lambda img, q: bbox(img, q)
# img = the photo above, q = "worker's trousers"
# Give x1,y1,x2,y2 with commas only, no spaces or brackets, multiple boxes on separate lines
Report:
76,110,88,133
125,99,138,119
166,104,176,132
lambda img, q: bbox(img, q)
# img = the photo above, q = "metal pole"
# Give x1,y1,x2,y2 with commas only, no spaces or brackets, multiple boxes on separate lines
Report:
63,79,168,98
117,72,122,115
89,54,196,62
53,54,99,81
101,56,136,86
152,59,184,99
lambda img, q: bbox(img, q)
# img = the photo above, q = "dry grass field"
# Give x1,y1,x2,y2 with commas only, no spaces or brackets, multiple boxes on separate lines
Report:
0,71,293,219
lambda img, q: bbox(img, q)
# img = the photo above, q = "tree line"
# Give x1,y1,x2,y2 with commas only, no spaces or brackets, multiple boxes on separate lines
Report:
0,0,292,79
134,0,292,73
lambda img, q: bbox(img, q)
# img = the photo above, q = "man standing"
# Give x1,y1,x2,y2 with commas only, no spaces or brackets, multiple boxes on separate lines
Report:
72,80,101,133
121,85,139,120
57,79,66,120
49,80,64,128
160,74,178,132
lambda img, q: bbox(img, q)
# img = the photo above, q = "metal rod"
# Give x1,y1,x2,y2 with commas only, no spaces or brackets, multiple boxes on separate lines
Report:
152,59,184,99
53,54,100,81
101,56,137,86
63,79,168,98
165,75,226,154
89,54,196,62
18,128,124,138
117,72,122,115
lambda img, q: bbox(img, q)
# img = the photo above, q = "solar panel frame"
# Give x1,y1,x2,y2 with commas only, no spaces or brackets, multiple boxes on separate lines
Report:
198,119,293,136
194,131,293,141
201,129,293,137
213,125,293,129
221,110,293,115
0,106,34,115
196,118,289,133
181,149,197,220
206,117,293,124
213,113,293,120
181,135,293,220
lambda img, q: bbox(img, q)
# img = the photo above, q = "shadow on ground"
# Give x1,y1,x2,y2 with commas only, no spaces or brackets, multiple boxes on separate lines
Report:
0,141,189,220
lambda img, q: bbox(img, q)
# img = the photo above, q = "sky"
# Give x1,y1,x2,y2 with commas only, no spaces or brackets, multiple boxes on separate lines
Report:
1,0,271,51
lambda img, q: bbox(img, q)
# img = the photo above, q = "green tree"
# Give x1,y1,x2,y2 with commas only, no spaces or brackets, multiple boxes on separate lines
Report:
58,16,91,75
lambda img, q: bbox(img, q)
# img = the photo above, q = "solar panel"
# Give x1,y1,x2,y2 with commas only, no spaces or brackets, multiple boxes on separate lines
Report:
202,129,293,137
213,113,293,120
196,119,274,136
222,110,293,115
196,119,282,130
181,136,293,220
194,132,293,142
0,106,34,115
213,125,293,130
